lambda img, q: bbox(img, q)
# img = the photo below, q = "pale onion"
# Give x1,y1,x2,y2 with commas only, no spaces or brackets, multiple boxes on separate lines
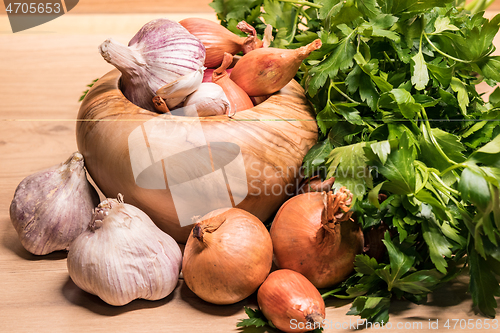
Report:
67,194,182,306
98,18,205,111
270,188,364,288
182,208,273,304
257,269,326,333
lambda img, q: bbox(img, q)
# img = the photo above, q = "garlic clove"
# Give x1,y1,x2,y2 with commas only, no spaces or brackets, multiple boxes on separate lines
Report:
183,82,230,117
9,152,100,255
67,194,182,306
156,66,205,109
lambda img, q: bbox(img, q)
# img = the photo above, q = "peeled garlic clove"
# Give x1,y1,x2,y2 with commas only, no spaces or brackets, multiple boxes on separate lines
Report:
156,66,205,109
67,195,182,306
9,152,100,255
183,82,230,116
257,269,326,333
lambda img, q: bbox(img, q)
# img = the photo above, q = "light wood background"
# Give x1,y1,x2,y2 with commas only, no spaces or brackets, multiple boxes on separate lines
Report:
0,1,499,333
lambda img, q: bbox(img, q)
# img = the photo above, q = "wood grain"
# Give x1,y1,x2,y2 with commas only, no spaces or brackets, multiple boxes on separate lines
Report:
76,69,317,243
0,5,499,333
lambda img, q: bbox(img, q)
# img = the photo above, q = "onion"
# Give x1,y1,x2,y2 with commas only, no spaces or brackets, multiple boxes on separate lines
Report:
296,175,335,195
182,208,273,304
257,269,325,333
213,53,254,114
230,39,322,96
270,188,364,288
179,18,262,68
98,18,205,111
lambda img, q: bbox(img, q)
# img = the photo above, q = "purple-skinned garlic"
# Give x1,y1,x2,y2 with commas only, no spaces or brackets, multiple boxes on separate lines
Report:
99,18,206,112
9,152,100,255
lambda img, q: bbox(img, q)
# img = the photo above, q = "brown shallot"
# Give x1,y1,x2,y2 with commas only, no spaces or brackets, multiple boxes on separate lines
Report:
179,18,262,68
257,269,325,333
212,52,254,115
270,188,364,288
182,208,273,305
230,39,322,96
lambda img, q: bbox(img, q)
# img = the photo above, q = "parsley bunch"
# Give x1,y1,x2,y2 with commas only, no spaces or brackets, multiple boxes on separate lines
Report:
211,0,500,325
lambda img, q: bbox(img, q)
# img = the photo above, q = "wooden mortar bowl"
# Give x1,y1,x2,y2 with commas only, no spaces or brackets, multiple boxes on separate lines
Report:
76,69,318,243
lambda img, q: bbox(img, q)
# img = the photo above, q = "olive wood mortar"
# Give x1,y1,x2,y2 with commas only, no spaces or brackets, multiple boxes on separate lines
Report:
76,69,318,243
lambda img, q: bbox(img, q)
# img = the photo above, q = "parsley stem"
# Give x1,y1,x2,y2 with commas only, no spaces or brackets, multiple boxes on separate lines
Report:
278,0,323,8
423,32,471,64
439,163,468,177
331,82,361,105
420,108,458,167
430,171,460,195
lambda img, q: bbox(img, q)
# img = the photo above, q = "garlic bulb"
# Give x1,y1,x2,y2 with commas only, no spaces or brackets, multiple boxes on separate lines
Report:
183,82,230,116
67,195,182,306
156,66,205,109
9,152,99,255
99,18,206,111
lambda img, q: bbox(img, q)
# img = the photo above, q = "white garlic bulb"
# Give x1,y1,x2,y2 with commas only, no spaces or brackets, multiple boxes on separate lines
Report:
9,152,99,255
67,195,182,306
183,82,231,116
98,18,206,112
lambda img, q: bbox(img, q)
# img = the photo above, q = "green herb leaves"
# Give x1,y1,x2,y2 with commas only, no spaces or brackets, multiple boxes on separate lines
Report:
213,0,500,325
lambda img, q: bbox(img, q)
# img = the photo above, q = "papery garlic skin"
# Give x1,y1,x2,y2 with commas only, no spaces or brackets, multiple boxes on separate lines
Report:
156,66,205,109
67,195,182,306
183,82,230,116
98,18,206,111
9,152,100,255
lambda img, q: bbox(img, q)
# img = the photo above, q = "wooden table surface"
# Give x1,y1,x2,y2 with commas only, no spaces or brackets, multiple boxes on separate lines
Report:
1,2,499,332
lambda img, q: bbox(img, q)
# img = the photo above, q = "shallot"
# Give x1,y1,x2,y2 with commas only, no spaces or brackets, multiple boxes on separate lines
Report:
230,39,322,96
179,18,262,67
270,188,364,288
182,208,273,304
257,269,325,333
212,52,253,115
